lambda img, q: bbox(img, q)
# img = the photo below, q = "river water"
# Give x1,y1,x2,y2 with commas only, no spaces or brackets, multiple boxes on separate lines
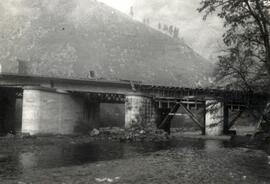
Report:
0,137,270,183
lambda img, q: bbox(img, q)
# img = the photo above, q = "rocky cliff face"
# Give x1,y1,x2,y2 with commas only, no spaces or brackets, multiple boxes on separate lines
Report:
0,0,213,87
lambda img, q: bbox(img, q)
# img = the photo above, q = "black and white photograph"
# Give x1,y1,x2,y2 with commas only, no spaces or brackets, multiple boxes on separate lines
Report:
0,0,270,183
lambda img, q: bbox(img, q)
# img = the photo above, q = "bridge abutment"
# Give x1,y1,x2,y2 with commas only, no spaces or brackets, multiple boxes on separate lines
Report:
125,94,158,130
205,100,226,136
22,87,99,135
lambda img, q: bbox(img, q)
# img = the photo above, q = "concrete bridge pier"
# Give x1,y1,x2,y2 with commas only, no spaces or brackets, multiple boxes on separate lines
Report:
22,87,100,135
125,94,158,130
205,99,228,136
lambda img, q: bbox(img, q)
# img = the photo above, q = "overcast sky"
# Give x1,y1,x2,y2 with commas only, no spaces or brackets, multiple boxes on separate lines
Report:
99,0,225,62
99,0,135,13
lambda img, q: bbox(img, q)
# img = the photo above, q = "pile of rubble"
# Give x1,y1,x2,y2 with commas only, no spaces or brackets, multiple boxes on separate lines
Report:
89,125,170,142
0,132,32,139
89,127,124,140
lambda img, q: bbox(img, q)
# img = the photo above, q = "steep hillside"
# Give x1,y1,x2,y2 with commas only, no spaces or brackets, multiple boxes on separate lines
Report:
0,0,213,87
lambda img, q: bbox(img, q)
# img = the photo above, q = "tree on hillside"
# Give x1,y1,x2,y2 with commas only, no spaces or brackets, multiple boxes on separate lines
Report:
158,22,162,29
130,6,134,17
146,18,150,24
173,27,179,38
169,25,174,35
198,0,270,131
163,24,168,31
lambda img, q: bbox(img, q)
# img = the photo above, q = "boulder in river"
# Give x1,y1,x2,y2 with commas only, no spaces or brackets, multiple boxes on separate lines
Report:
90,129,100,136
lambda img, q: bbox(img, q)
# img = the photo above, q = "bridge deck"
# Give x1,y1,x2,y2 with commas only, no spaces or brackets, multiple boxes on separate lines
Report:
0,73,267,106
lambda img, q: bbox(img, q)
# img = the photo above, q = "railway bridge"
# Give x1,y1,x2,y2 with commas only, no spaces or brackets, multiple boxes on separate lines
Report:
0,73,267,136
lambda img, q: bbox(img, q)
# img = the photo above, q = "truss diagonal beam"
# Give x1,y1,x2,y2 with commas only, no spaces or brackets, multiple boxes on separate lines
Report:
228,111,244,129
158,103,180,129
179,103,204,130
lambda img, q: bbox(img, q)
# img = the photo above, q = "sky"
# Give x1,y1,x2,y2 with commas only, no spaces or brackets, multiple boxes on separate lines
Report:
99,0,225,62
99,0,135,13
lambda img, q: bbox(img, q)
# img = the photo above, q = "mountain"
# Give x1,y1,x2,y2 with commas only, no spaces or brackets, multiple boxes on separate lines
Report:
132,0,225,62
0,0,213,87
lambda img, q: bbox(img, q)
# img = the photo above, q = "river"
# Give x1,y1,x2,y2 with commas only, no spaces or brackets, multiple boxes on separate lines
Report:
0,136,270,183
